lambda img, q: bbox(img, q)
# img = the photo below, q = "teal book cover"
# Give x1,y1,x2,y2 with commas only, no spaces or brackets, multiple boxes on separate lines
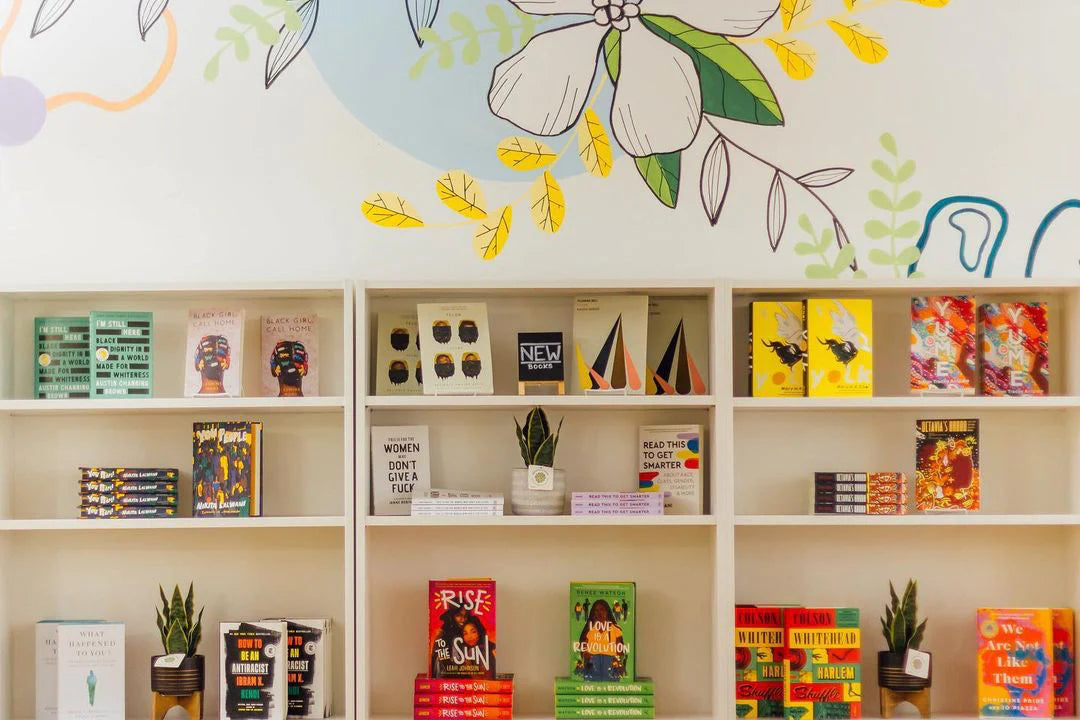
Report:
34,316,91,399
90,311,153,397
569,582,636,682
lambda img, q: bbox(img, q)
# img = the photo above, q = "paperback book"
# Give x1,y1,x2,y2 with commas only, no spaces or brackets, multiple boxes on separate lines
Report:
783,607,861,720
1054,608,1075,717
90,311,153,397
910,296,977,394
56,622,125,720
555,695,653,707
370,425,431,515
554,678,655,695
569,582,635,682
637,425,702,514
185,308,244,397
193,421,264,517
571,492,663,517
981,302,1050,396
414,708,511,720
977,608,1053,717
915,418,979,512
573,295,648,395
415,693,513,707
412,489,503,517
555,710,653,719
261,314,319,398
279,618,331,719
375,312,423,395
646,297,709,395
735,606,786,718
415,674,515,694
37,620,106,720
417,303,494,395
750,301,806,397
79,505,177,519
806,299,873,397
221,621,288,720
35,316,91,399
429,579,497,679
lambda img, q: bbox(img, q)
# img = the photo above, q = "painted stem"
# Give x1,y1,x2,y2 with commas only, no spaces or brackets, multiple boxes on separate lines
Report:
889,162,900,278
207,6,290,71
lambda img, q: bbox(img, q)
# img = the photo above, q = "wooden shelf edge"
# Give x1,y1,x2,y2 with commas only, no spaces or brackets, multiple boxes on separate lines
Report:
366,515,717,527
0,516,347,531
736,514,1080,527
0,396,348,415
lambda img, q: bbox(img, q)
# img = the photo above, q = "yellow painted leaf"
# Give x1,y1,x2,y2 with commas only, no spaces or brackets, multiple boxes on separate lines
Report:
435,170,488,219
844,0,856,8
576,108,612,178
827,19,888,64
530,171,565,234
766,38,816,80
779,0,812,31
903,0,949,5
361,193,425,228
473,205,512,260
496,137,557,171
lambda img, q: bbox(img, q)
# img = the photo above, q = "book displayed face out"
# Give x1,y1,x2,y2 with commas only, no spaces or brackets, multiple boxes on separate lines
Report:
646,297,709,396
429,579,497,679
376,312,423,395
569,582,636,683
185,309,244,398
261,314,319,398
220,621,288,720
572,296,648,395
417,303,494,395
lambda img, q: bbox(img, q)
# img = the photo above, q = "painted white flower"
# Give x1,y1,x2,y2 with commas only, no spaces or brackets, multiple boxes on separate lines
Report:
488,0,779,157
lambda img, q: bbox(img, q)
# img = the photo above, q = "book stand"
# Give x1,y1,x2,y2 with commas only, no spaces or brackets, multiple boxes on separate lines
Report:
152,690,203,720
518,379,565,395
880,686,930,718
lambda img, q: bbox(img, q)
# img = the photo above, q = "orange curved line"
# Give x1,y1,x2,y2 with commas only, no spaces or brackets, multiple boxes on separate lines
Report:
0,0,24,75
46,9,177,112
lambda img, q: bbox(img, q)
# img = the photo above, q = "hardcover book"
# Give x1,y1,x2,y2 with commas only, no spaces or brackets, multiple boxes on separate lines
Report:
570,582,635,682
554,678,654,695
1054,608,1075,717
910,296,977,394
638,425,702,514
371,426,431,516
90,311,153,397
915,418,979,512
221,621,288,720
783,607,861,720
750,301,806,397
417,303,494,395
573,295,648,395
56,622,125,720
193,421,264,517
261,314,319,398
35,316,91,399
415,673,515,694
281,618,331,718
185,308,245,397
646,297,709,395
977,608,1053,717
981,302,1050,396
375,312,423,395
429,579,497,679
735,606,785,718
806,299,873,397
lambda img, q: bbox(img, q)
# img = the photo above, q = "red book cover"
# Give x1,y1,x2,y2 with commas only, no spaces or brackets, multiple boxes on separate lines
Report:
429,579,497,679
980,302,1049,396
415,674,514,694
735,606,785,718
414,707,512,720
1054,609,1076,717
415,694,513,708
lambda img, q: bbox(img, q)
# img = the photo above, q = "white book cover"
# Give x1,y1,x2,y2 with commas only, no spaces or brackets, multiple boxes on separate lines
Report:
646,297,710,395
56,622,124,720
374,312,423,395
260,314,319,397
370,426,431,515
185,308,245,397
221,621,288,720
573,295,649,394
416,303,494,395
638,424,704,514
283,619,332,718
36,621,61,720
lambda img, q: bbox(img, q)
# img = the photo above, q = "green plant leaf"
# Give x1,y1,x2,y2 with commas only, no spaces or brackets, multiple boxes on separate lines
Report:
640,15,783,126
525,408,548,456
635,152,681,208
231,33,251,60
487,4,513,53
602,29,621,83
909,270,925,279
449,11,477,37
880,616,892,652
895,220,921,239
868,189,894,211
909,618,927,650
794,242,818,256
879,132,897,156
798,213,813,235
230,5,280,44
819,228,835,252
895,190,922,212
804,264,835,279
852,269,868,279
168,585,185,626
184,582,194,625
901,580,918,640
868,248,894,265
833,245,855,271
436,41,454,69
159,585,170,619
417,27,441,44
551,416,564,461
871,159,895,182
895,159,916,183
409,53,432,80
895,246,921,265
513,417,530,467
864,220,891,239
462,37,481,64
282,6,302,31
188,607,204,656
518,10,536,47
532,432,555,466
156,609,167,650
165,620,189,655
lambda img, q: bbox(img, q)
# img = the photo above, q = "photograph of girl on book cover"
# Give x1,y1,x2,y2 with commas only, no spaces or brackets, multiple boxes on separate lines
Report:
429,604,496,678
575,599,628,681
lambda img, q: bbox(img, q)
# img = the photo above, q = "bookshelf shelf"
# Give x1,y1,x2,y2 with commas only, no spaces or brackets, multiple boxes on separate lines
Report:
0,516,348,531
365,514,717,527
733,395,1080,411
365,394,716,410
0,395,347,416
735,513,1080,526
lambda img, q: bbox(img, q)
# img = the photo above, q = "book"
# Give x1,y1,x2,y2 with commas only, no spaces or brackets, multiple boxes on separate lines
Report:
280,618,331,719
555,709,654,719
750,301,806,397
414,708,511,720
37,620,105,720
371,426,431,515
571,493,663,517
735,606,785,718
981,302,1050,396
261,314,319,398
646,297,709,395
415,674,515,694
376,312,423,395
80,492,178,506
417,303,494,395
1054,608,1075,717
555,695,653,706
430,579,497,679
915,418,979,512
56,622,124,720
80,480,177,494
90,311,153,397
910,296,977,394
554,678,655,694
79,505,178,519
193,421,264,517
80,467,179,481
783,608,861,720
221,621,289,720
806,299,873,397
185,308,244,397
570,582,635,682
415,694,513,707
35,316,91,399
977,608,1054,717
573,295,648,395
638,425,702,514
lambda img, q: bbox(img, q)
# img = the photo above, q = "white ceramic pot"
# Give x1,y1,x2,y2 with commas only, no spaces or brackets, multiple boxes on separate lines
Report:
510,468,567,516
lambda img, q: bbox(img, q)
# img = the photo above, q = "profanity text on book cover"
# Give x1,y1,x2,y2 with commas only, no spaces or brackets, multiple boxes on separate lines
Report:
193,421,263,517
1054,608,1075,717
221,621,288,720
783,607,861,720
735,606,785,718
750,301,806,397
981,302,1050,396
429,579,497,679
806,299,872,398
569,582,636,682
977,608,1053,717
915,418,979,512
910,296,976,394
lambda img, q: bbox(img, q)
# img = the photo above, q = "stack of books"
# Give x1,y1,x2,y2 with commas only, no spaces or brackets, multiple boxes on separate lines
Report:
554,678,655,719
571,492,663,517
414,674,514,719
411,489,504,517
79,467,179,519
813,472,908,515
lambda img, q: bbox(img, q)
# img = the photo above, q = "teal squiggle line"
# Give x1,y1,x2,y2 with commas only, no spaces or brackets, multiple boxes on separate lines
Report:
910,195,1008,278
1026,200,1080,277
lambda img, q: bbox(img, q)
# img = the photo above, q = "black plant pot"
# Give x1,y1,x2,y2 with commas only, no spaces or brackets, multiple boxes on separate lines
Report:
878,650,931,691
151,654,205,696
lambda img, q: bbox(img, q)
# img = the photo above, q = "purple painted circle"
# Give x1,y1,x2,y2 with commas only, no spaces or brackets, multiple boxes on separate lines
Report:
0,76,47,146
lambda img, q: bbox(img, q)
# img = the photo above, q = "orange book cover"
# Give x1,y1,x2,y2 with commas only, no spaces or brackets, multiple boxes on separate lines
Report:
1054,608,1075,717
977,608,1053,717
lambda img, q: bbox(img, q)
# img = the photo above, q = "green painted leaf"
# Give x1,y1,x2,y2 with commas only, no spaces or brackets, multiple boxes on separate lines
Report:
204,54,221,81
282,6,302,31
896,159,916,183
602,29,621,83
895,220,921,238
805,264,835,279
640,15,783,126
871,159,894,182
909,270,925,279
798,213,813,235
868,248,894,265
417,27,441,44
462,37,481,64
437,41,454,69
635,152,681,208
869,189,894,211
230,5,279,44
880,132,897,156
864,220,891,239
409,52,431,79
819,228,835,252
449,11,477,37
518,12,537,47
487,5,513,53
895,190,922,212
794,242,818,256
833,244,856,271
852,270,868,279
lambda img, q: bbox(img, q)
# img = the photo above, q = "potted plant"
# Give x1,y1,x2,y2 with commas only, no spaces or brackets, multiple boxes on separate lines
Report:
879,579,930,692
151,583,205,711
510,406,566,515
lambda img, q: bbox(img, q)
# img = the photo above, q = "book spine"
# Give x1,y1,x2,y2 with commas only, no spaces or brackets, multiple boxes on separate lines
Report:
80,467,179,480
413,707,512,720
415,694,512,707
570,508,663,516
79,505,177,519
411,510,504,516
555,695,654,707
415,678,514,694
80,493,178,506
553,680,655,695
555,708,654,719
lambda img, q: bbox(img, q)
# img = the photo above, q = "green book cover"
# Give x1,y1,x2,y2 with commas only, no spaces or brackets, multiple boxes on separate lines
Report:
556,695,654,707
34,316,90,399
569,582,636,682
555,678,654,695
555,708,654,719
90,311,153,397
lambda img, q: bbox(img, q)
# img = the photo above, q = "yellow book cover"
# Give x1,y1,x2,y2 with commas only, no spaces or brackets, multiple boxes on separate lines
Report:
807,299,873,397
750,301,806,397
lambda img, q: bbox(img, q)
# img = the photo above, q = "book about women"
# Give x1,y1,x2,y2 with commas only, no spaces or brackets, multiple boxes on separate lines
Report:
193,421,263,517
429,579,497,679
35,316,91,399
646,297,708,395
569,582,635,682
915,418,979,512
806,299,872,397
750,301,806,397
735,606,785,718
573,295,648,395
783,607,861,720
221,621,288,720
910,296,977,394
977,608,1053,717
185,308,244,397
637,425,702,514
261,314,319,397
371,425,431,515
